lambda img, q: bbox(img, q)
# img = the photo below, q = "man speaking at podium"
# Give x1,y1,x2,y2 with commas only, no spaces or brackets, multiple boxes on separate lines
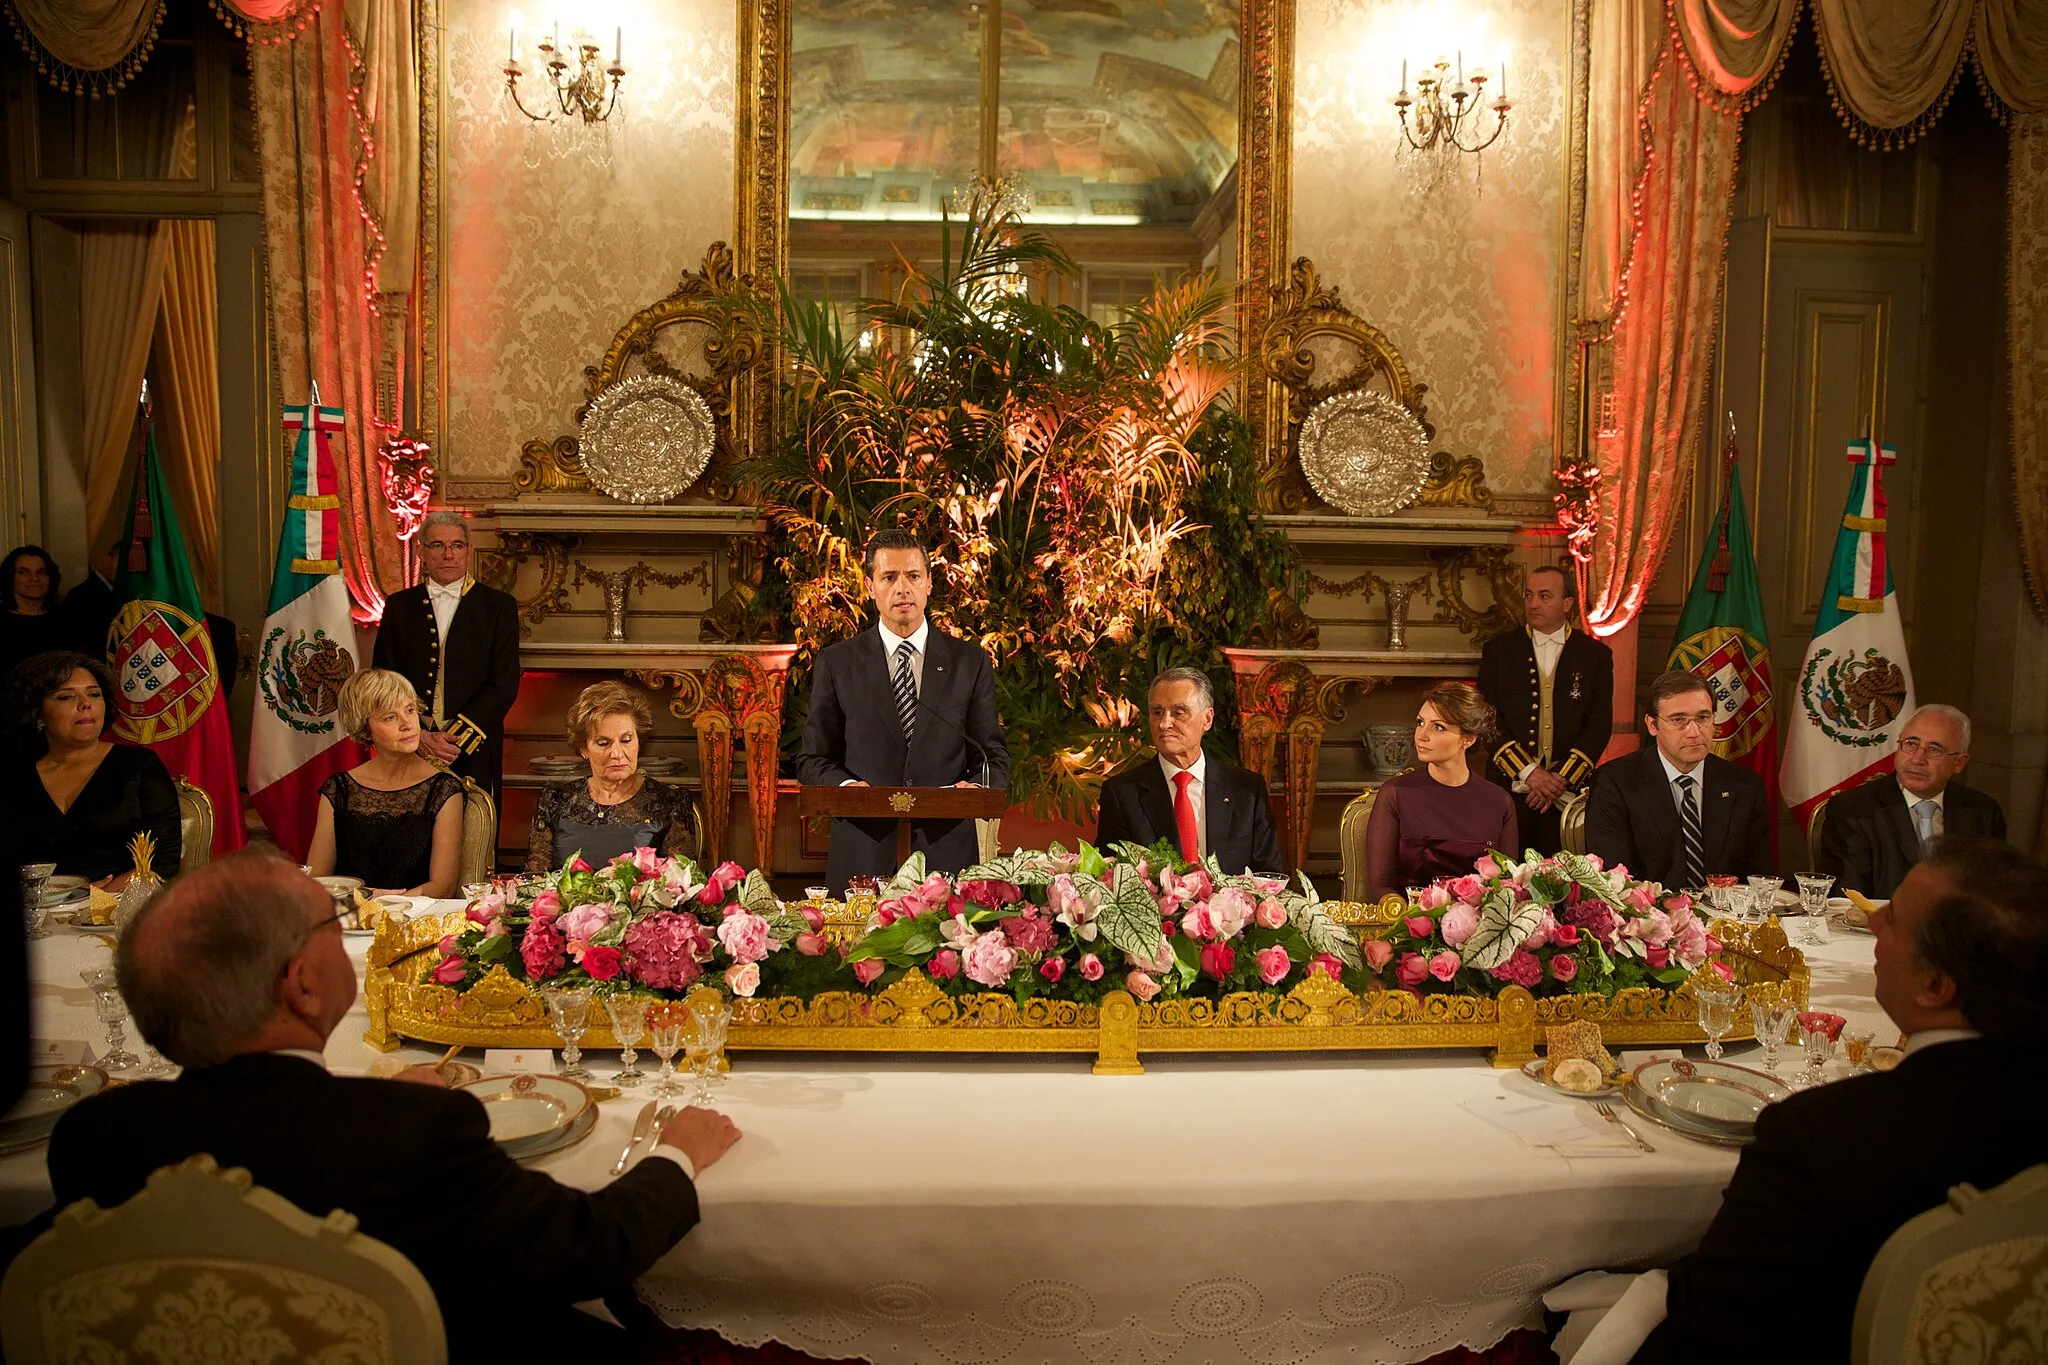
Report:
794,531,1009,892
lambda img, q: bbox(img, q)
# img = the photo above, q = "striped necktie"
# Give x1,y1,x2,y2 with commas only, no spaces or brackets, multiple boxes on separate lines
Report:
893,640,917,744
1676,774,1706,890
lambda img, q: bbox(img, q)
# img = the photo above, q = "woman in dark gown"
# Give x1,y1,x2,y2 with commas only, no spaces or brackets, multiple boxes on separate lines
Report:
1364,681,1519,902
307,669,462,897
527,681,697,872
5,651,180,884
0,547,71,694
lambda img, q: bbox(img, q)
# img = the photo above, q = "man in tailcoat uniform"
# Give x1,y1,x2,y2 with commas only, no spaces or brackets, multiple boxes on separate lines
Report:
1475,565,1613,855
371,510,522,811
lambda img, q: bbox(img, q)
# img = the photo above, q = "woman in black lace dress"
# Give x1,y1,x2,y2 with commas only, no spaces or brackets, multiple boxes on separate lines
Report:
526,681,698,873
307,670,463,896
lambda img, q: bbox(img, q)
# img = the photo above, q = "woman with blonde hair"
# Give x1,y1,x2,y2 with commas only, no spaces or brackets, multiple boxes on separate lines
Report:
526,680,697,873
307,669,463,897
1363,681,1519,901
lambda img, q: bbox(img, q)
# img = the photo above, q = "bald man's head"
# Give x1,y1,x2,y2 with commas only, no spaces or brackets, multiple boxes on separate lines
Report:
119,852,347,1068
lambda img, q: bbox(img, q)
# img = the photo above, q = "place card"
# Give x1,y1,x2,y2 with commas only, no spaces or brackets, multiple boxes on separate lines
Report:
483,1049,556,1074
29,1040,94,1067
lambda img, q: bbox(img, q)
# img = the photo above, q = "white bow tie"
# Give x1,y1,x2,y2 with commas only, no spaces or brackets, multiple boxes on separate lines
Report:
428,581,462,599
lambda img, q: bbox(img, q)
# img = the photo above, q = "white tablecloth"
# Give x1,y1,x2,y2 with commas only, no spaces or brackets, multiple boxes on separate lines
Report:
5,912,1887,1365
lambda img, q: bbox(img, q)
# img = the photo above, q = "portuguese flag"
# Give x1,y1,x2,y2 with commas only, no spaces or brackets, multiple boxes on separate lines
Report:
1668,425,1779,845
108,431,246,857
247,402,365,860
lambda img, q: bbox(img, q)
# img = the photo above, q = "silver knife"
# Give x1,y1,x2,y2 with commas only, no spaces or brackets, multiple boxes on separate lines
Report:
611,1100,659,1176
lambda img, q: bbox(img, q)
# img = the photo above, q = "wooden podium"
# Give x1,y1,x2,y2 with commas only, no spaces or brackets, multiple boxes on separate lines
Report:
797,786,1010,865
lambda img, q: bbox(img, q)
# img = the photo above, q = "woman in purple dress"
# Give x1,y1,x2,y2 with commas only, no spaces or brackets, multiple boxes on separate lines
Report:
1364,681,1519,902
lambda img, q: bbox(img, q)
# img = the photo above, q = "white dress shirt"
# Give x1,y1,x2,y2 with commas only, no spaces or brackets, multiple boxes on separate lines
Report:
1158,751,1208,859
1530,624,1570,679
426,578,465,642
842,618,933,785
1903,1026,1980,1056
1657,748,1706,817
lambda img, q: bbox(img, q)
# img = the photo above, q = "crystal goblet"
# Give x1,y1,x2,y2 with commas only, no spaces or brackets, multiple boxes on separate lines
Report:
541,985,593,1082
1842,1026,1875,1072
1693,976,1740,1061
1747,876,1782,922
20,864,55,940
1795,874,1835,945
80,967,140,1071
1750,996,1797,1077
685,1000,731,1105
646,1003,687,1099
605,995,649,1087
1798,1017,1835,1087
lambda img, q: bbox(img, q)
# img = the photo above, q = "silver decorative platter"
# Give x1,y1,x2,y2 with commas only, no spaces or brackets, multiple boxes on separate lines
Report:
579,373,717,505
1296,389,1432,517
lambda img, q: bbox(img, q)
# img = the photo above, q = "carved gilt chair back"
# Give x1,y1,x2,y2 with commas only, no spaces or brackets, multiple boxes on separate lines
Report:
174,777,213,875
1851,1164,2048,1365
1338,786,1381,905
1559,788,1589,856
458,777,497,886
0,1155,448,1365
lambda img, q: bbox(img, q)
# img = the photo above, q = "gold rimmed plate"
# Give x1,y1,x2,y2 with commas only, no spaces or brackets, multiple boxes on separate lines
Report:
458,1073,594,1149
512,1103,600,1164
1623,1058,1790,1145
0,1064,110,1154
1519,1057,1624,1100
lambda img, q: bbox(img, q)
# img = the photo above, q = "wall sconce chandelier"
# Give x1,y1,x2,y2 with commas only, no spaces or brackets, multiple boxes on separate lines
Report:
1393,54,1511,190
504,21,626,128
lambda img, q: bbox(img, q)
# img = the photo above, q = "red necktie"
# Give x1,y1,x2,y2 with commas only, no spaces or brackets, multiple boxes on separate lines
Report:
1172,769,1200,862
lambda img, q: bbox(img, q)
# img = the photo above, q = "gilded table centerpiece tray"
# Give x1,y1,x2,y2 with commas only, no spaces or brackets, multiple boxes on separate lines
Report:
365,846,1807,1074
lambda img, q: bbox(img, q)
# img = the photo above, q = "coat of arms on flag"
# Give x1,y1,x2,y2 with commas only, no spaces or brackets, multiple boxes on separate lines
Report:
110,599,222,743
1670,626,1773,757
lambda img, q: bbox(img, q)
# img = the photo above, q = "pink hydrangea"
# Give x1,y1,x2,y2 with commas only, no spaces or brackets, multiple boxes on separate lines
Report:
962,931,1019,988
716,910,773,964
621,912,707,991
521,920,567,980
1565,902,1617,944
997,911,1056,956
1489,948,1544,989
959,879,1023,909
1439,901,1480,948
1255,945,1291,987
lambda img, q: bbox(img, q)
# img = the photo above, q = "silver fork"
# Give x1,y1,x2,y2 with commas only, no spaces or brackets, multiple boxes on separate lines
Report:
1593,1101,1656,1152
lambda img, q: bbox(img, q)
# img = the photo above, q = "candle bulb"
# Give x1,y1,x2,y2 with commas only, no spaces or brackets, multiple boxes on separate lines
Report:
508,25,515,61
614,25,621,62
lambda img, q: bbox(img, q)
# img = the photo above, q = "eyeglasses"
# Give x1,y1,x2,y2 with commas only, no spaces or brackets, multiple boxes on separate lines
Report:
422,540,469,554
1897,738,1958,760
1656,714,1715,733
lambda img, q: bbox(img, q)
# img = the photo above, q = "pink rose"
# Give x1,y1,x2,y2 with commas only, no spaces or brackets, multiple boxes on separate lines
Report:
1161,916,1179,937
1204,887,1256,939
1362,939,1394,972
963,931,1019,988
1404,914,1436,940
629,844,662,878
438,933,461,956
852,958,885,986
1428,950,1460,982
1549,953,1579,983
1312,953,1348,981
465,892,505,926
1472,854,1501,876
1447,875,1486,903
1396,952,1430,988
800,905,826,931
1255,945,1291,986
1645,944,1671,969
1627,885,1658,913
1708,960,1734,983
521,921,567,980
1199,941,1237,979
716,911,773,964
1079,953,1104,982
873,900,904,927
1255,897,1288,931
1180,906,1215,941
724,961,761,997
1040,956,1066,983
1412,884,1450,911
1125,970,1162,1002
697,883,724,907
581,944,623,982
528,889,562,924
794,931,826,957
568,855,595,873
929,948,962,980
711,860,746,892
432,955,467,985
1439,901,1480,948
1550,923,1580,947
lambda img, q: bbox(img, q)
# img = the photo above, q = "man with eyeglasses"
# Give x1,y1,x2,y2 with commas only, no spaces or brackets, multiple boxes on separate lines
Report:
1586,670,1773,888
1817,703,2006,900
371,509,522,813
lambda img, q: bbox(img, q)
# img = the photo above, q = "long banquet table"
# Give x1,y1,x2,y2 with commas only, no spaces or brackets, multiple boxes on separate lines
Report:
6,908,1889,1365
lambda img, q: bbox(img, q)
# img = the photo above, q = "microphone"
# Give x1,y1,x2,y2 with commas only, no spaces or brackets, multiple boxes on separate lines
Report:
914,691,996,789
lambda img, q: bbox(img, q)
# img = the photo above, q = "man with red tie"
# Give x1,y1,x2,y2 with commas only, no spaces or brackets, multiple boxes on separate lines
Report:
1094,667,1285,875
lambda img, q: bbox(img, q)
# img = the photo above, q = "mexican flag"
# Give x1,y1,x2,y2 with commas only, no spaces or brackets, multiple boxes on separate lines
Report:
1780,439,1917,831
1668,428,1779,845
108,432,247,857
247,402,365,860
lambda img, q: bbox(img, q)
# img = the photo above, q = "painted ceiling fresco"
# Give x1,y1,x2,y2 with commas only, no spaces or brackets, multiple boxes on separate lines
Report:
790,0,1239,225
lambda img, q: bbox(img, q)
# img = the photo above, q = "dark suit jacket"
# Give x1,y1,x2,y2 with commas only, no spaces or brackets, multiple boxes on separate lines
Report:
1585,746,1773,885
372,581,522,803
791,624,1010,891
1817,774,2007,900
1094,753,1286,876
44,1053,698,1362
1476,628,1613,854
1635,1037,2047,1365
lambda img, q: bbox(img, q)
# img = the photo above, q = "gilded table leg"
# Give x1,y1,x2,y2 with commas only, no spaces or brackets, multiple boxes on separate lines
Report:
695,712,735,868
1283,717,1326,877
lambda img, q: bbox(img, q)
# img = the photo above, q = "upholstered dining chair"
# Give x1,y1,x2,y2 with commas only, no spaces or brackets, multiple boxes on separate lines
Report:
1805,795,1832,867
457,777,497,886
1559,788,1590,856
1851,1163,2048,1365
173,777,213,875
1338,787,1381,904
0,1154,447,1365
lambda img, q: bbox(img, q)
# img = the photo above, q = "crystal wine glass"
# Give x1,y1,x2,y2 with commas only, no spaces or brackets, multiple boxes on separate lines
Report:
20,864,54,940
1842,1026,1875,1072
685,1000,730,1105
1795,874,1835,946
605,995,649,1087
1693,977,1740,1061
542,986,593,1082
646,1003,687,1099
80,968,140,1071
1747,876,1782,922
1797,1016,1835,1087
1750,995,1797,1077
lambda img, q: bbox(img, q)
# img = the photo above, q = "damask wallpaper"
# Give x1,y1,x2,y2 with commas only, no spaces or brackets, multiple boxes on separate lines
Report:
440,0,737,485
1292,0,1571,497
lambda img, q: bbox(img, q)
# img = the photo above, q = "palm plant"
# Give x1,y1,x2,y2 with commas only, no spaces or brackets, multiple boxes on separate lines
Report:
736,199,1296,819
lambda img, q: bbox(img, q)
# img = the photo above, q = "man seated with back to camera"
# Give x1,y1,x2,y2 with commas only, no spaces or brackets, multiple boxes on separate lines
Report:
39,852,741,1363
1633,838,2048,1365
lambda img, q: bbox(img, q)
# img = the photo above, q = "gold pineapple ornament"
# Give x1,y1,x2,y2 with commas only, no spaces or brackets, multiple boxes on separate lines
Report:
115,831,163,934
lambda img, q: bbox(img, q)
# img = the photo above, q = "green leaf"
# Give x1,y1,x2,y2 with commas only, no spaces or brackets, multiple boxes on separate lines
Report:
1287,898,1362,969
883,851,930,896
1094,862,1167,965
956,851,1055,887
1076,842,1108,879
845,916,946,965
473,934,514,961
1459,885,1547,971
738,869,781,917
1169,933,1202,988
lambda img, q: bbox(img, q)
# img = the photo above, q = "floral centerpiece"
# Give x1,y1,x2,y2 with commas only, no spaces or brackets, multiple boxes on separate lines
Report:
1362,850,1734,999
